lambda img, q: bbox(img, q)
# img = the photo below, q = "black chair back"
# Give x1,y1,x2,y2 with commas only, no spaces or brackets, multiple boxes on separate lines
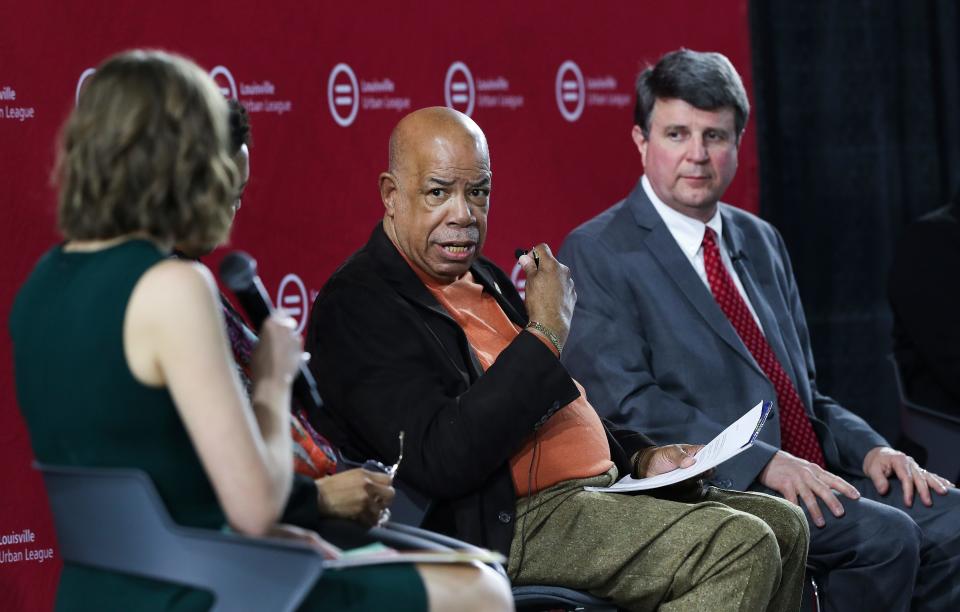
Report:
888,355,960,481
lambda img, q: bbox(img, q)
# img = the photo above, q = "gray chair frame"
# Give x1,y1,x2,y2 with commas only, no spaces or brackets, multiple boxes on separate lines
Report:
37,463,325,612
511,585,618,611
803,573,822,612
888,355,960,481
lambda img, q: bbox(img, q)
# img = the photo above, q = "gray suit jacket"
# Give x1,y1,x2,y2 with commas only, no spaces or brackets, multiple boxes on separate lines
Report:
558,179,888,491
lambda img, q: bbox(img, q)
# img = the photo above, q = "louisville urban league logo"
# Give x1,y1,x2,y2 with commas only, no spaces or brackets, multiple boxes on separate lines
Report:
444,61,475,117
510,261,527,300
277,273,309,334
210,65,238,100
327,63,359,127
555,60,585,122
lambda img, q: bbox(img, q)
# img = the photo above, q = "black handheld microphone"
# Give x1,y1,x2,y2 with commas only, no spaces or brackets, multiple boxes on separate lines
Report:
219,251,272,329
219,251,324,420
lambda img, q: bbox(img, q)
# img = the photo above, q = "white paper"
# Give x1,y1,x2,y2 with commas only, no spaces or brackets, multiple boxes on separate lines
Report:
324,543,506,569
586,400,771,493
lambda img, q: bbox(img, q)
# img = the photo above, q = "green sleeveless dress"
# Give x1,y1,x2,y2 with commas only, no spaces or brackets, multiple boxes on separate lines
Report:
10,239,426,611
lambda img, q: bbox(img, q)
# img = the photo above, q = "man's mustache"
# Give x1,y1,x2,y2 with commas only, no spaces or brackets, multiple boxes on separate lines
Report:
434,228,480,244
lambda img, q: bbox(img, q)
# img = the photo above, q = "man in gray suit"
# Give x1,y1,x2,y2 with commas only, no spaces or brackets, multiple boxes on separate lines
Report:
559,49,960,612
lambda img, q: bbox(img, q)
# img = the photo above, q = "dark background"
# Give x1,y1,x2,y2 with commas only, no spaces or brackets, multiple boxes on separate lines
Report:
750,0,960,444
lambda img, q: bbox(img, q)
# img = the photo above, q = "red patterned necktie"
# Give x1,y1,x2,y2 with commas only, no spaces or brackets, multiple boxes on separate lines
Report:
701,227,826,467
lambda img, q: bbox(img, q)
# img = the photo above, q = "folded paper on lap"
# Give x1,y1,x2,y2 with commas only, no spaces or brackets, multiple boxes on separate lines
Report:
586,400,772,493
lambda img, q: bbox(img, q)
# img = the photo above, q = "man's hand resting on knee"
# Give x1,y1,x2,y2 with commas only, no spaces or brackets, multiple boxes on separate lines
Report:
863,446,954,509
759,451,860,527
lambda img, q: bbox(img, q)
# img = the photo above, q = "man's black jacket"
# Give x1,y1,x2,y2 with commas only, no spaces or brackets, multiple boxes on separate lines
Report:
306,223,654,555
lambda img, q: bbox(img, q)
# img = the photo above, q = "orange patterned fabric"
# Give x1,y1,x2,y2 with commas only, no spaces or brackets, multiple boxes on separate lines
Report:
291,408,337,478
221,296,337,479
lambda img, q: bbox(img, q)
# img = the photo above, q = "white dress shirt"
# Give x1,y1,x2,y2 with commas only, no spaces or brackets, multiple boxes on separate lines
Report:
642,175,764,332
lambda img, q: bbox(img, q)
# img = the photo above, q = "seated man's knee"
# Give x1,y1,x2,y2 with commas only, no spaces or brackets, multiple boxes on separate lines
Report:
709,513,782,602
856,504,921,567
880,510,921,562
719,512,782,566
773,498,810,551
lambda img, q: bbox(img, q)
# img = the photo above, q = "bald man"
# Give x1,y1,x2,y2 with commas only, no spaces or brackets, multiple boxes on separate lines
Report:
306,107,809,611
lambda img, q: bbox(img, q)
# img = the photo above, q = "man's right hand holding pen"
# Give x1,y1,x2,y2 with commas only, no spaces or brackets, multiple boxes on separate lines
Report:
518,243,576,355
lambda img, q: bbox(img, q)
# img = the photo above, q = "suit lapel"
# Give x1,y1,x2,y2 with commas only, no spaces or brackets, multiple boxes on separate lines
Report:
369,234,453,322
366,223,480,383
628,183,766,378
722,214,806,398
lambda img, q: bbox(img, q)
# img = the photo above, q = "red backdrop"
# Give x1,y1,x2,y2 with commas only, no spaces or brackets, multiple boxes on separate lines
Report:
0,1,756,608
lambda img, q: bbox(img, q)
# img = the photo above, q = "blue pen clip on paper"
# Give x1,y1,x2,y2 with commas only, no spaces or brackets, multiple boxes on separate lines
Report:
743,400,773,447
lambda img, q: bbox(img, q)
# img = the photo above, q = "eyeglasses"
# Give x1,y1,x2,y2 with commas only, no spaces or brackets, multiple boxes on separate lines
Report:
338,430,404,476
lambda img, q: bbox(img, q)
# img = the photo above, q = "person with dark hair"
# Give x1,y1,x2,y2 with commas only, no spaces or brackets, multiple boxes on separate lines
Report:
633,48,750,137
227,98,251,155
889,197,960,420
559,48,960,612
176,99,396,528
307,105,810,611
9,50,510,612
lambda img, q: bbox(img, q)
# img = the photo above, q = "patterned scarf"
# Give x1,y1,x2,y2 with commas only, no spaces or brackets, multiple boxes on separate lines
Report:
222,296,338,478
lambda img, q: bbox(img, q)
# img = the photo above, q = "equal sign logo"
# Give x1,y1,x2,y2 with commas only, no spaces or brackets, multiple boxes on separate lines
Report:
210,66,238,100
75,67,96,106
510,261,527,300
277,273,309,334
327,63,359,127
555,60,585,123
444,61,475,116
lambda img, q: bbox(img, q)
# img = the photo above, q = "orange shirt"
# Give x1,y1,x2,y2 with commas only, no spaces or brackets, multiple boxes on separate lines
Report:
411,266,613,496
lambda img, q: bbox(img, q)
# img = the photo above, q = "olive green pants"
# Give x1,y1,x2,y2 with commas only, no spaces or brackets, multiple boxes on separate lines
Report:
507,467,809,612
